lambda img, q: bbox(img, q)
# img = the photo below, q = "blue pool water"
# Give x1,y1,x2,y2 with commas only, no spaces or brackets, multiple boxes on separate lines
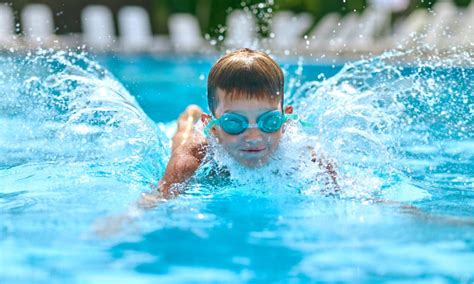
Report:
0,50,473,283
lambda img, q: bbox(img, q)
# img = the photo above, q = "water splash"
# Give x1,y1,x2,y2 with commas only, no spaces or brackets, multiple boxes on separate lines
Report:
1,48,472,204
0,50,167,188
184,48,474,202
1,48,473,283
287,48,473,199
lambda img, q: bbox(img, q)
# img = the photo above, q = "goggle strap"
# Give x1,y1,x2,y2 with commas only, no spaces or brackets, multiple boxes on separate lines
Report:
284,114,317,128
203,119,217,137
284,114,299,121
299,120,317,128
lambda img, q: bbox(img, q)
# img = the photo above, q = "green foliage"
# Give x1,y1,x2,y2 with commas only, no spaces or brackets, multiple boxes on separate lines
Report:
453,0,471,7
142,0,368,46
409,0,472,8
150,0,371,36
2,0,472,36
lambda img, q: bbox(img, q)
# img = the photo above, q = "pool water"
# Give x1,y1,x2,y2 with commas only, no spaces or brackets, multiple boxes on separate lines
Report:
0,50,473,283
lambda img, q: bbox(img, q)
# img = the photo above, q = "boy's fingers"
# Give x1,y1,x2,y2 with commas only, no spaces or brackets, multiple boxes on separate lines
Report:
182,105,203,125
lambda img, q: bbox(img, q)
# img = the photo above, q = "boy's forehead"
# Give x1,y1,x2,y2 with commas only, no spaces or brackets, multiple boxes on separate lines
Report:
216,88,281,104
215,88,281,115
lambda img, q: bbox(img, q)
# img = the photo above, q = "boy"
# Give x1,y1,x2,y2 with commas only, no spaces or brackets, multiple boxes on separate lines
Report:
94,49,336,235
155,48,337,199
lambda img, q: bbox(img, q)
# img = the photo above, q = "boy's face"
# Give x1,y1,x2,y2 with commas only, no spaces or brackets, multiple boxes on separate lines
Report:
207,89,290,168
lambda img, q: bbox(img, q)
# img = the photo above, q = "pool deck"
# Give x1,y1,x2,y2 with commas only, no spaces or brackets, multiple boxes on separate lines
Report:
1,37,473,63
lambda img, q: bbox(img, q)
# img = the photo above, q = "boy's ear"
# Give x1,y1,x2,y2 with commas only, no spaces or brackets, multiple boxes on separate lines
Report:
200,113,212,125
282,105,293,134
201,113,219,138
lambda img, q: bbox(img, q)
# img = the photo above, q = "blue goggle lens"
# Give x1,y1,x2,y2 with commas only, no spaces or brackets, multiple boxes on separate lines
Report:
219,111,284,135
221,116,247,135
258,111,284,133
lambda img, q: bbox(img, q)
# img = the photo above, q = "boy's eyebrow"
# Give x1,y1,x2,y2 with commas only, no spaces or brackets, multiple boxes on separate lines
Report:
222,108,279,115
223,110,244,114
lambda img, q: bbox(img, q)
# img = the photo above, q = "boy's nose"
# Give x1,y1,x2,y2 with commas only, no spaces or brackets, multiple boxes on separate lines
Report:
243,127,263,142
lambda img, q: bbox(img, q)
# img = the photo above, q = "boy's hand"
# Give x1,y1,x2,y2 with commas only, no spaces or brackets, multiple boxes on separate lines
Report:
172,105,206,152
91,211,137,239
91,193,169,239
159,105,209,197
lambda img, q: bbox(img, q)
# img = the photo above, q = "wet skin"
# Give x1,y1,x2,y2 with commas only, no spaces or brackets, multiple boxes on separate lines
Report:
207,89,292,168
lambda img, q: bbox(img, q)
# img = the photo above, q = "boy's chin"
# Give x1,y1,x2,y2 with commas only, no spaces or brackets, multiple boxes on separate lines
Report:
235,157,270,168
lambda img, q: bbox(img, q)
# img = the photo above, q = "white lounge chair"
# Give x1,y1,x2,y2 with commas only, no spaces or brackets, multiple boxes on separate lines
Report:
305,13,340,52
351,7,392,51
455,3,474,46
424,1,460,47
21,4,55,47
270,11,313,52
225,10,258,49
168,13,205,53
81,5,116,51
117,6,171,53
368,0,409,12
0,4,17,48
386,8,430,49
327,12,360,51
118,6,153,52
432,1,474,49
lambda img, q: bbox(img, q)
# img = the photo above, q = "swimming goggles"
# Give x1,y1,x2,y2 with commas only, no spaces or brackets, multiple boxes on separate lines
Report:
204,110,312,136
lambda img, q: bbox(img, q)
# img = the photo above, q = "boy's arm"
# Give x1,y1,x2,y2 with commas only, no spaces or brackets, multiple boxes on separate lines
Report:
136,139,207,210
158,141,207,197
138,105,207,207
93,105,206,236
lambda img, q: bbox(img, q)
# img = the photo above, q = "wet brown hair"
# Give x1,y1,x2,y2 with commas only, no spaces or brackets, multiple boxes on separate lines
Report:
207,48,284,116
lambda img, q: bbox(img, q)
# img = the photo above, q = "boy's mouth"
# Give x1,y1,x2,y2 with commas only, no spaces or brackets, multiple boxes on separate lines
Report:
240,148,265,153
